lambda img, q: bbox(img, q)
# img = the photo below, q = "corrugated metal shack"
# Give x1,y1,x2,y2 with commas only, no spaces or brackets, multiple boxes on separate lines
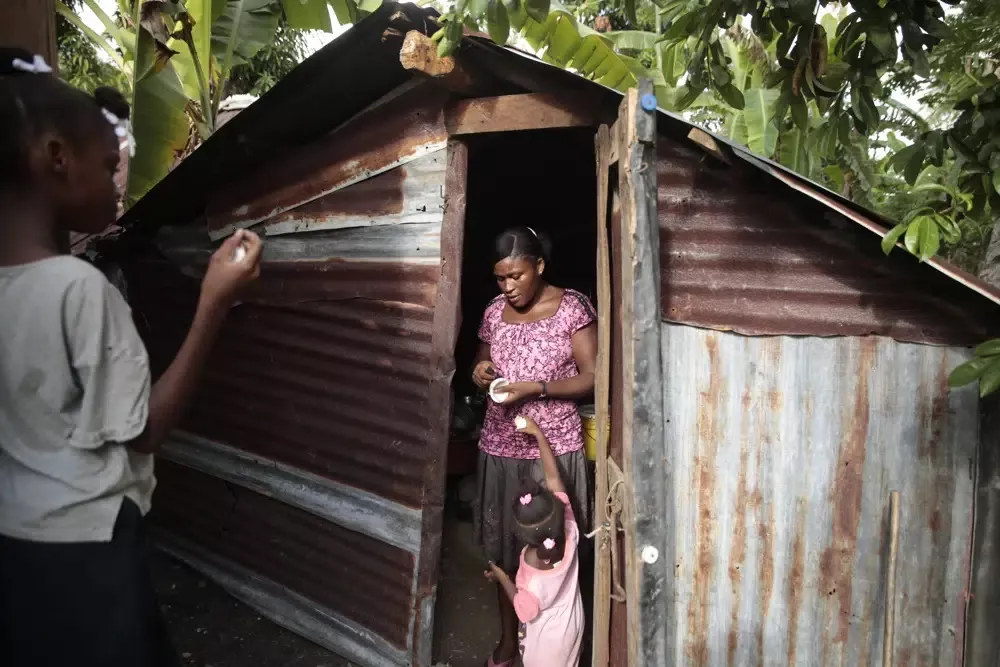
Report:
107,3,1000,666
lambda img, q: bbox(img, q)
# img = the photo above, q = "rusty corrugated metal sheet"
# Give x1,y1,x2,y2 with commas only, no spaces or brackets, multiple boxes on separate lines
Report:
156,222,443,267
260,150,446,238
130,259,438,506
151,461,415,648
661,323,977,667
205,83,449,236
656,141,1000,346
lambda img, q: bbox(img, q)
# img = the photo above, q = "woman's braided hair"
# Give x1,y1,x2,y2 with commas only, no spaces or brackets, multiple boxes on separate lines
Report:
0,47,129,188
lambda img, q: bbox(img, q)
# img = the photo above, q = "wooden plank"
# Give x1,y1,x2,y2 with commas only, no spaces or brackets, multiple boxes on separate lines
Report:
0,0,57,72
686,127,730,164
592,123,613,667
399,30,479,94
618,83,668,667
608,119,621,166
445,93,604,136
411,140,468,666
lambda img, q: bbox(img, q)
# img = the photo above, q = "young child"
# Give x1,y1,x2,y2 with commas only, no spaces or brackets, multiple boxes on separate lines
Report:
0,48,262,666
486,415,585,667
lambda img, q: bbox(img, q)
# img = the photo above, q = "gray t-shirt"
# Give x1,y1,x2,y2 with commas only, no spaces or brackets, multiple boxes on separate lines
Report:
0,256,153,543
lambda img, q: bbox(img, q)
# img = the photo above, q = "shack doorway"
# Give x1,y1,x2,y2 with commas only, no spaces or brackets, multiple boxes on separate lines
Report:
434,128,599,667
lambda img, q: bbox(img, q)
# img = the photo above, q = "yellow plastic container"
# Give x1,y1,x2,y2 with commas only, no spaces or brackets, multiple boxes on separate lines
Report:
579,405,609,462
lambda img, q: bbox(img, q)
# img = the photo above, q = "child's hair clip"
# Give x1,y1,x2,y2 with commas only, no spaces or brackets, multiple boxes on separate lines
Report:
11,54,53,75
101,108,136,157
519,493,532,506
542,538,556,550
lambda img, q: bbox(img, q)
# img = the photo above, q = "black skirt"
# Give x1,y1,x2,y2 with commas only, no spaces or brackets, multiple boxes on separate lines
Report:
0,498,180,667
473,448,593,573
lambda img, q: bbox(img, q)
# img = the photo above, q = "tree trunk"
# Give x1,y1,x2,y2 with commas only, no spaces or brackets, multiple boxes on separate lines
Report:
979,214,1000,289
0,0,57,72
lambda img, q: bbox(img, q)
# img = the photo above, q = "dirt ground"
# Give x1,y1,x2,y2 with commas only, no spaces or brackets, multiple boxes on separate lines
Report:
151,552,352,667
151,509,497,667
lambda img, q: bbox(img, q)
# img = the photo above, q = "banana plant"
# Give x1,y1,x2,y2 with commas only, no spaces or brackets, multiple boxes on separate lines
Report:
432,0,656,102
57,0,345,205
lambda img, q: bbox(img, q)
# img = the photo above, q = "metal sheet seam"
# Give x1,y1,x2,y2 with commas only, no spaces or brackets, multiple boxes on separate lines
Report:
155,531,409,667
161,431,423,554
261,212,443,239
207,140,449,241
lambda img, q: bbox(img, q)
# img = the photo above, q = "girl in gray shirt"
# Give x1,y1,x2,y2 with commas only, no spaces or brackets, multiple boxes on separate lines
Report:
0,47,262,667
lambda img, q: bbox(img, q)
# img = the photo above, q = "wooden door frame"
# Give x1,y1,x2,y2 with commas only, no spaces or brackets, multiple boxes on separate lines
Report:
592,82,669,667
413,139,468,665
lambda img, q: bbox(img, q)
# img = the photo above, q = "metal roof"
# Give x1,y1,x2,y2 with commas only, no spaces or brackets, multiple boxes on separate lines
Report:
118,1,1000,308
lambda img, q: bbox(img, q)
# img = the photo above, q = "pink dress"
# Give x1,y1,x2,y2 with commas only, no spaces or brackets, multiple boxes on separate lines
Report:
478,289,596,459
512,492,584,667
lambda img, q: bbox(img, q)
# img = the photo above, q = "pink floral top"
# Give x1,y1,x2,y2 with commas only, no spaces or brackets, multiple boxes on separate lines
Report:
478,289,596,459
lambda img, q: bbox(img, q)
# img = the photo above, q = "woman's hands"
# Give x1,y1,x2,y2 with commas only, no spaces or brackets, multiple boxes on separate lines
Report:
502,382,544,405
472,360,496,389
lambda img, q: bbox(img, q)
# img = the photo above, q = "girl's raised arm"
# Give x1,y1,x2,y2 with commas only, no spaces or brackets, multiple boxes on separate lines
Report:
517,416,566,495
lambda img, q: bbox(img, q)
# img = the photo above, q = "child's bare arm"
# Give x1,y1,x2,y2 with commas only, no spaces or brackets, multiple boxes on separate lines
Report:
535,429,567,495
517,416,566,495
487,562,518,601
129,232,261,453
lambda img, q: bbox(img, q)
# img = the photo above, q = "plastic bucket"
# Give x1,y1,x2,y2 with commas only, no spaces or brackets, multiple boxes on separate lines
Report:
578,404,608,462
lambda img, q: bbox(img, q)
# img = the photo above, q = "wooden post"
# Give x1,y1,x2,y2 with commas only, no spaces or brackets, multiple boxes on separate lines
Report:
0,0,58,73
591,122,613,667
884,491,900,667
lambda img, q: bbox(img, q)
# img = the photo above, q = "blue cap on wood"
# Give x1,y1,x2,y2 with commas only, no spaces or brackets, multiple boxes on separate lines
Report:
640,93,658,111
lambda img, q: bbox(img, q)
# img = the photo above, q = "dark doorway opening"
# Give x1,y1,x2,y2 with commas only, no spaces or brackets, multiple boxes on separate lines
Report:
435,127,598,667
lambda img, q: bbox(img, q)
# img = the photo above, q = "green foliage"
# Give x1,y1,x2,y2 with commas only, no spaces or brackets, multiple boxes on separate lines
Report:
56,5,129,94
226,20,308,96
59,0,342,205
950,342,1000,397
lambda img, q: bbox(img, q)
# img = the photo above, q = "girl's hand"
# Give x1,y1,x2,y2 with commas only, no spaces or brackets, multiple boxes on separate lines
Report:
502,382,543,405
485,561,510,584
472,360,496,389
201,230,262,309
514,415,542,438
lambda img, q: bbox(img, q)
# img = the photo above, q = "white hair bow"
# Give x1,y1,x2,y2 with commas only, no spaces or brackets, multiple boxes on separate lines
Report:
11,54,53,74
101,108,136,158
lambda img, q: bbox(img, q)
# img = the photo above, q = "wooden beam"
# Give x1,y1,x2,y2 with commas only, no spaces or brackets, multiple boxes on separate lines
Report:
445,92,604,136
686,127,730,164
0,0,57,73
592,122,613,667
399,30,478,95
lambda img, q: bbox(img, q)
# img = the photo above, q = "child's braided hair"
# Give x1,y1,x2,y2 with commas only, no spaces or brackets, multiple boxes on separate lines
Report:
512,480,567,564
0,47,130,188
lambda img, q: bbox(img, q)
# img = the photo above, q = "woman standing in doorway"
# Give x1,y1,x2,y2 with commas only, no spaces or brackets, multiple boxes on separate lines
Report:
471,227,596,667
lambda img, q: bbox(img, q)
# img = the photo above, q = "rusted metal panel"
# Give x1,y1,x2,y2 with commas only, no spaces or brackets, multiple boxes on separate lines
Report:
156,221,443,267
161,431,423,553
661,323,978,667
206,83,449,235
657,141,1000,346
157,533,409,667
129,257,438,506
151,461,416,650
258,150,446,238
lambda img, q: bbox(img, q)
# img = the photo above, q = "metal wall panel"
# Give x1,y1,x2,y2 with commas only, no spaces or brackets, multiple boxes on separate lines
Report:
660,323,978,667
123,83,460,666
206,83,449,236
152,461,416,648
656,141,1000,346
131,260,438,506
